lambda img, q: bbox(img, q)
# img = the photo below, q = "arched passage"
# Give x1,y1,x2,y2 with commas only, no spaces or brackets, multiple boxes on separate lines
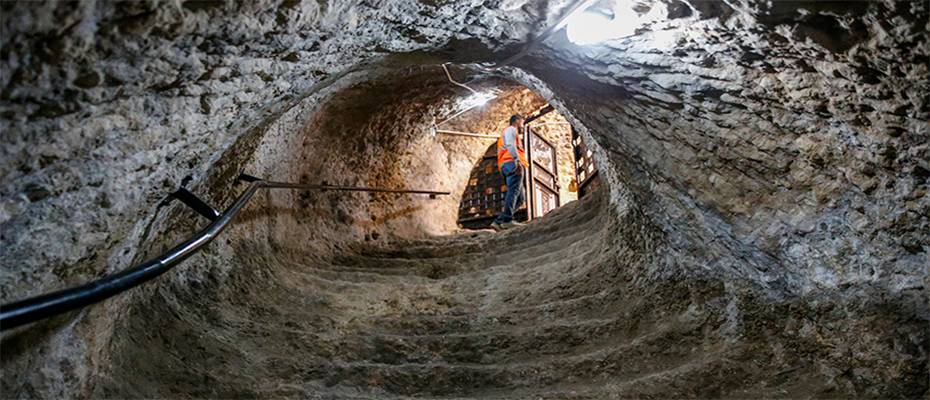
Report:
454,97,589,229
0,1,926,398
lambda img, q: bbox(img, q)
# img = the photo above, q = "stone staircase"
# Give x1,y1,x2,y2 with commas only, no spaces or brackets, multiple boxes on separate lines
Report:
92,192,822,399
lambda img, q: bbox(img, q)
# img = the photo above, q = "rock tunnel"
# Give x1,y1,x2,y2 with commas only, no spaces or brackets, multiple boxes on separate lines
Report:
1,0,928,398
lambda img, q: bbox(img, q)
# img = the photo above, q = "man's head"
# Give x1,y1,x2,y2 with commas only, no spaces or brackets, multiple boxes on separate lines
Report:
509,114,524,128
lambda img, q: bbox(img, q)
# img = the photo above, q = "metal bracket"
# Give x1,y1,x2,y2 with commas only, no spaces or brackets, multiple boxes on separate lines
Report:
237,173,262,183
165,188,220,221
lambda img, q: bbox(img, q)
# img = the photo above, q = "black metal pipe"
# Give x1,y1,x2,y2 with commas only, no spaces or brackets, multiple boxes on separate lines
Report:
0,180,449,331
167,188,221,221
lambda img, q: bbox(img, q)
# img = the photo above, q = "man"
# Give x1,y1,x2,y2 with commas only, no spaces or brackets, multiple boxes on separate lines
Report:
491,114,528,231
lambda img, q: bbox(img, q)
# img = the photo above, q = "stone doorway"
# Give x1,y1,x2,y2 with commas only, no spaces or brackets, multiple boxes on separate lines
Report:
457,104,597,229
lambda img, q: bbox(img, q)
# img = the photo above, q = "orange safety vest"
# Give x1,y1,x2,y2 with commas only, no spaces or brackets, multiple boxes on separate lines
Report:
497,127,528,169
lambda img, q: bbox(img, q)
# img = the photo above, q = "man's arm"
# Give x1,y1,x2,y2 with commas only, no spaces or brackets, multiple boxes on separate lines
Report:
503,126,520,161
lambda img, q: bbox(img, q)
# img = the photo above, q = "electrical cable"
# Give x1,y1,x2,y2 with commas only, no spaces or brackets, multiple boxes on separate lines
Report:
442,62,480,95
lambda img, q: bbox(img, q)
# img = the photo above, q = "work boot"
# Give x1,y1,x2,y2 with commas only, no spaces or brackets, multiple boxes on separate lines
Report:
490,221,507,231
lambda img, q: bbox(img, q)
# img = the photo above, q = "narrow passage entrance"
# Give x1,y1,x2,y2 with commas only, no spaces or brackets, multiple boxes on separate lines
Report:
455,103,599,229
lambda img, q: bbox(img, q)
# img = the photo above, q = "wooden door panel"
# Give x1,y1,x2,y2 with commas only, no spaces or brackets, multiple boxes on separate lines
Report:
527,126,560,219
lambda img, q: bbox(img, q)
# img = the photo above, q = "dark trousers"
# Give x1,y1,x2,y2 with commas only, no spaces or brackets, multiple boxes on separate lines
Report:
494,162,525,224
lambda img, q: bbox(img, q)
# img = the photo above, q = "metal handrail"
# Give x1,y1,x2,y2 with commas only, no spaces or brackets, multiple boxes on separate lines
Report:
0,177,449,331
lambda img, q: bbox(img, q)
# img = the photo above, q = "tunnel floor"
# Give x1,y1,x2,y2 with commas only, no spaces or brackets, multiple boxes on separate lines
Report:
86,190,841,399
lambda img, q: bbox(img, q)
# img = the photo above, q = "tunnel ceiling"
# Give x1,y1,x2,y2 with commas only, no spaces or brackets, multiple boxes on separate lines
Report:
0,0,927,397
513,0,929,292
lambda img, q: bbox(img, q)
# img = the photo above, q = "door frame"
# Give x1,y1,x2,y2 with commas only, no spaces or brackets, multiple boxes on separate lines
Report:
524,125,561,220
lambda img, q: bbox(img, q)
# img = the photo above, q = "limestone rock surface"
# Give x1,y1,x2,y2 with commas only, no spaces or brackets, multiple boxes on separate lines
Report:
0,0,927,398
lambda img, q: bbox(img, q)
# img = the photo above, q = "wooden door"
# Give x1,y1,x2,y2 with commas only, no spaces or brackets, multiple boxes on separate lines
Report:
525,126,560,219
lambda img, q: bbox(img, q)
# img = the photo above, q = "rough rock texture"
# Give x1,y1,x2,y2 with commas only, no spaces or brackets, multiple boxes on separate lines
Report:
90,191,843,398
522,0,930,291
1,0,927,398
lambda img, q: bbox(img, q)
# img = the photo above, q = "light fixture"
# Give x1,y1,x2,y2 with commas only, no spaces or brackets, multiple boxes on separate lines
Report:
567,10,613,45
565,1,644,45
432,64,498,129
465,92,495,107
